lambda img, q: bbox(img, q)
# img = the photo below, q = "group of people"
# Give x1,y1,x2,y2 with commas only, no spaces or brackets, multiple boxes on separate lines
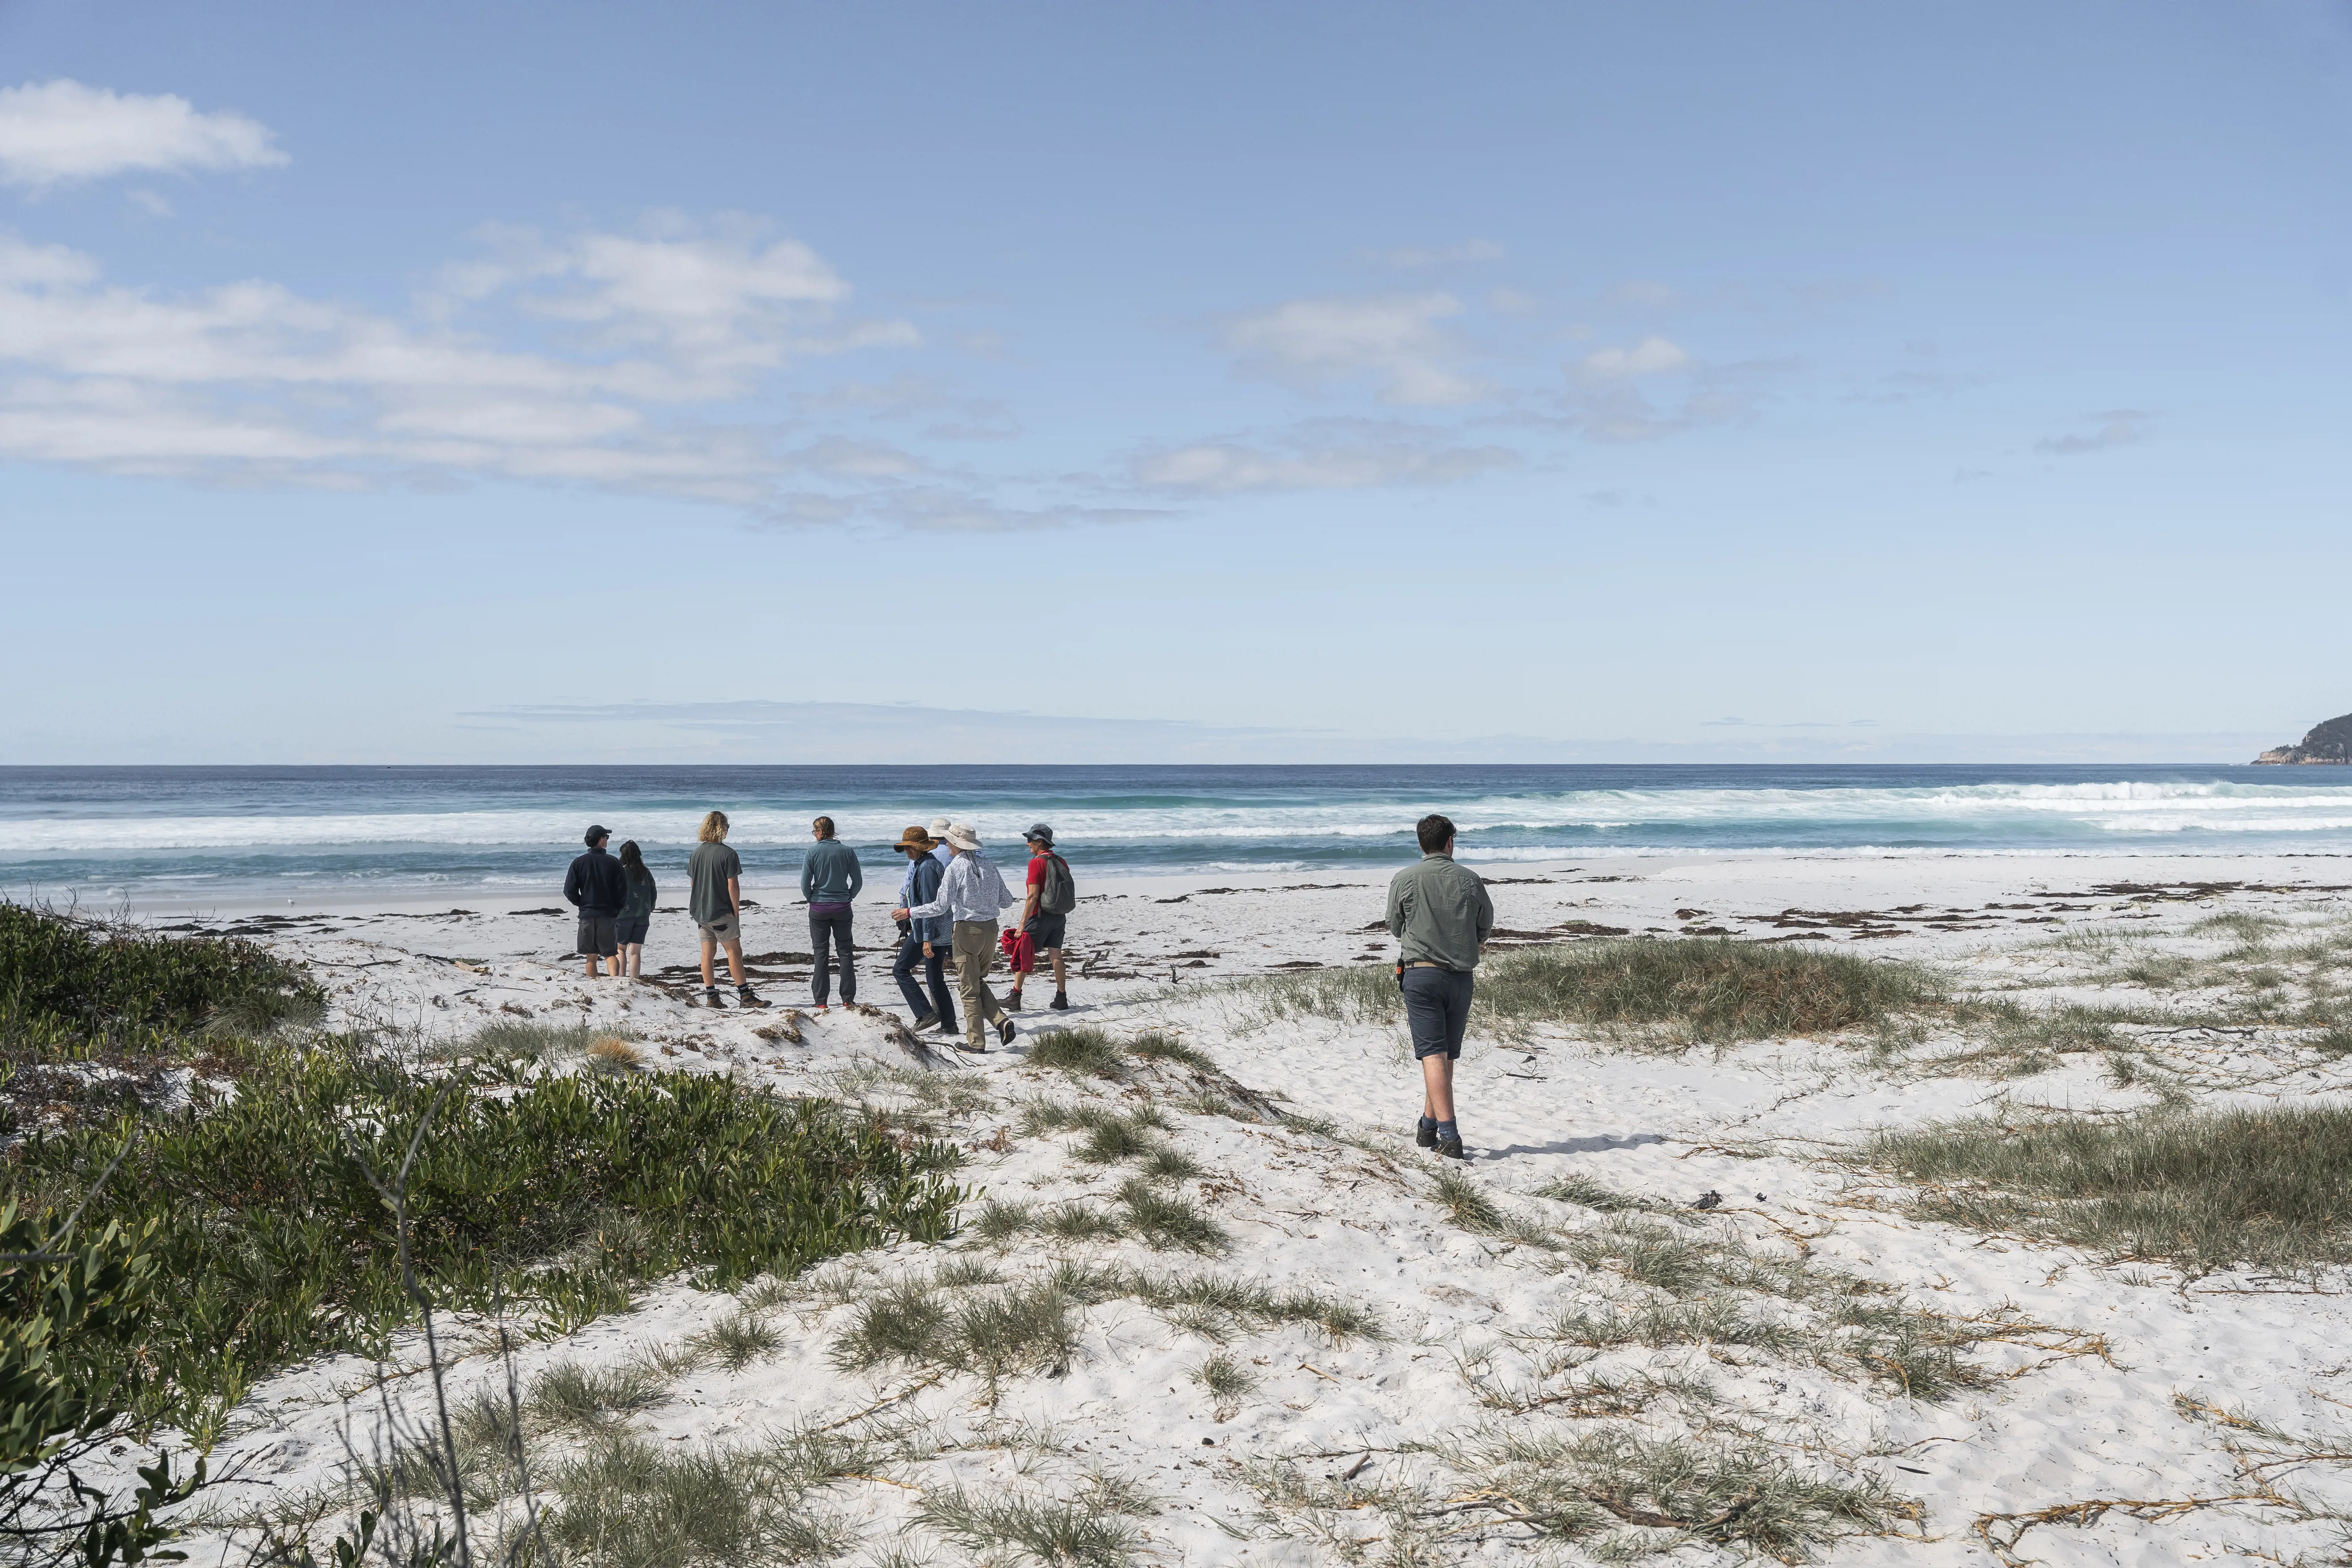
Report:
560,811,1078,1054
564,805,1493,1156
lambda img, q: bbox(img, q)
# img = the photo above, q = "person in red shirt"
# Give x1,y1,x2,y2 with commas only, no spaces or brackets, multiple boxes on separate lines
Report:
1010,822,1072,1011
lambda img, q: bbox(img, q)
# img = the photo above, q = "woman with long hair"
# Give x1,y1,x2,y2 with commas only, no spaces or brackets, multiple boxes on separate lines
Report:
615,838,655,980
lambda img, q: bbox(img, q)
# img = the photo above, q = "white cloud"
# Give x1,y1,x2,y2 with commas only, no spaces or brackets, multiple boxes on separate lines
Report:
1219,292,1490,406
1576,335,1691,379
1546,338,1770,443
2034,409,2151,456
0,79,286,187
0,223,919,504
1131,420,1519,493
1487,286,1539,316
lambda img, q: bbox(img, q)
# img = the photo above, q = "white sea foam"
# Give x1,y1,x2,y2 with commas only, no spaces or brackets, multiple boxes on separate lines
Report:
6,780,2352,857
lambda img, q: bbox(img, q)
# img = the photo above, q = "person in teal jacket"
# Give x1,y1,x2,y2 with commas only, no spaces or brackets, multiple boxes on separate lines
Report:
801,815,865,1010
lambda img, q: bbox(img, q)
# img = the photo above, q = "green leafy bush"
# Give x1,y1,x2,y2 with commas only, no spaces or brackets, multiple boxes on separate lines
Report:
0,902,319,1045
0,1203,206,1567
5,1047,965,1435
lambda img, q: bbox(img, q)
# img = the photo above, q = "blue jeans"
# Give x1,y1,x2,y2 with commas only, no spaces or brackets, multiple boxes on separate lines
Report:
894,931,957,1027
810,911,856,1005
1403,965,1474,1060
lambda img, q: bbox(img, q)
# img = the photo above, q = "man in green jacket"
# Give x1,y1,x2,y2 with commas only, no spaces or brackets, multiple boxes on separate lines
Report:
1385,813,1494,1160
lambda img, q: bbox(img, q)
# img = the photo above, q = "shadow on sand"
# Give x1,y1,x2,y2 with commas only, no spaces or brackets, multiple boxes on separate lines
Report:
1476,1132,1667,1160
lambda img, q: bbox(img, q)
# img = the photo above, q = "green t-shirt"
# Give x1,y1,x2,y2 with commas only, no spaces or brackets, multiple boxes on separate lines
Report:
688,841,742,925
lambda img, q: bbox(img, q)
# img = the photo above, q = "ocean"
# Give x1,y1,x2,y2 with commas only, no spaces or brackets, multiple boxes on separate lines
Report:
3,764,2349,906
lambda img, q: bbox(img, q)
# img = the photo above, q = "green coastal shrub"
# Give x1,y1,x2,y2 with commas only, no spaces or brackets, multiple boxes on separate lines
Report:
0,902,320,1046
5,1045,965,1436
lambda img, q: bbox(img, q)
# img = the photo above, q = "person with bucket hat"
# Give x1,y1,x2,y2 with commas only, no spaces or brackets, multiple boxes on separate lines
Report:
890,825,958,1033
893,822,1018,1050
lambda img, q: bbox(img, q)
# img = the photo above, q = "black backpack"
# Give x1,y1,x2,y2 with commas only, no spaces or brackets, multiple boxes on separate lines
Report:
1039,852,1076,914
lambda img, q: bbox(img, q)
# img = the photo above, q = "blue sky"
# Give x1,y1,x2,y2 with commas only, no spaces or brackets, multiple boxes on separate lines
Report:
2,1,2347,764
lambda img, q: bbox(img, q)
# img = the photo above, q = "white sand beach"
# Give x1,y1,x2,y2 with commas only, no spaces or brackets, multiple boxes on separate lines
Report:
123,851,2352,1566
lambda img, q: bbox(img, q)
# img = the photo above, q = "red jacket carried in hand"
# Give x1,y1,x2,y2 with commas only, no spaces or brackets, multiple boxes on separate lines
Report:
999,926,1036,975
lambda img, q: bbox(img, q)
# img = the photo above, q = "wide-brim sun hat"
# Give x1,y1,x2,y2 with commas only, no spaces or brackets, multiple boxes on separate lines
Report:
895,825,935,853
928,817,953,838
945,824,982,851
1023,822,1054,846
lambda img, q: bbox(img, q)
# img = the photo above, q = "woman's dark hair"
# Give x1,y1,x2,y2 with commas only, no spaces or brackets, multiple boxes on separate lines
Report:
617,839,646,871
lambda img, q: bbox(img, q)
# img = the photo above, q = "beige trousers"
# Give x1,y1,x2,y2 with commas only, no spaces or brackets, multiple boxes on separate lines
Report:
951,920,1007,1049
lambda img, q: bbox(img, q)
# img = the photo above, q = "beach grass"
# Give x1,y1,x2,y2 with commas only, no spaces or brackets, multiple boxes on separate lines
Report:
916,1475,1153,1568
1868,1103,2352,1272
1022,1026,1130,1080
1225,938,1947,1045
544,1434,852,1568
1457,1427,1906,1557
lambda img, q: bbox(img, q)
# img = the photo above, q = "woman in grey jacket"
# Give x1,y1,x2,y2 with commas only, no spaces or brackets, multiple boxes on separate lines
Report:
801,815,864,1010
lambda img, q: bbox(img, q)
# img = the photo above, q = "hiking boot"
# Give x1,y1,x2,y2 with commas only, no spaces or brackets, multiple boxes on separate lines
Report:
736,986,767,1009
1415,1122,1437,1149
1049,992,1070,1011
1005,990,1024,1012
700,986,721,1007
998,1016,1017,1046
912,1012,940,1031
1435,1134,1468,1161
935,1016,961,1035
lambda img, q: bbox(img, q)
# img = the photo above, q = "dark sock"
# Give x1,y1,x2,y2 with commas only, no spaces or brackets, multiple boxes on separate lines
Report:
1436,1119,1459,1142
1418,1116,1437,1132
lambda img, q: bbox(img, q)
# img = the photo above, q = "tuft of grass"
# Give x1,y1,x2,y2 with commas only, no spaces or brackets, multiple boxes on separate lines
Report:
460,1018,612,1061
1133,1271,1382,1343
1869,1103,2352,1272
544,1434,851,1567
916,1476,1154,1568
1140,1145,1201,1181
1023,1027,1130,1080
1128,1032,1216,1072
1532,1172,1668,1214
532,1358,668,1430
1478,938,1944,1043
1463,1427,1904,1557
1193,1351,1258,1400
1545,1294,1804,1354
585,1035,646,1074
1076,1118,1157,1165
834,1279,1081,1385
1039,1203,1126,1241
1429,1166,1505,1233
697,1308,784,1370
973,1198,1033,1242
1567,1218,1718,1294
1116,1178,1227,1252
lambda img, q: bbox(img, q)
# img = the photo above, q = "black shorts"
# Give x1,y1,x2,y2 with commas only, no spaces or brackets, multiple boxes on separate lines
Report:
576,913,618,958
615,914,650,946
1025,911,1067,949
1403,965,1473,1059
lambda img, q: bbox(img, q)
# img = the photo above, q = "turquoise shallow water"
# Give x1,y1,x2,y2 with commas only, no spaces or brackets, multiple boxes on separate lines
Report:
3,764,2348,903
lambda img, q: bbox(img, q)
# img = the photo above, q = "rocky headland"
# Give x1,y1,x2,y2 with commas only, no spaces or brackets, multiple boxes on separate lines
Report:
2256,710,2352,764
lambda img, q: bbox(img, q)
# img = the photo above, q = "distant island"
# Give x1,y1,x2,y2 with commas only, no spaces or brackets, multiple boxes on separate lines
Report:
2255,711,2352,764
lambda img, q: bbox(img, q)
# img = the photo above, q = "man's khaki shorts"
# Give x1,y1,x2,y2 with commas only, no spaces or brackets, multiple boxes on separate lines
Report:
698,912,741,944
